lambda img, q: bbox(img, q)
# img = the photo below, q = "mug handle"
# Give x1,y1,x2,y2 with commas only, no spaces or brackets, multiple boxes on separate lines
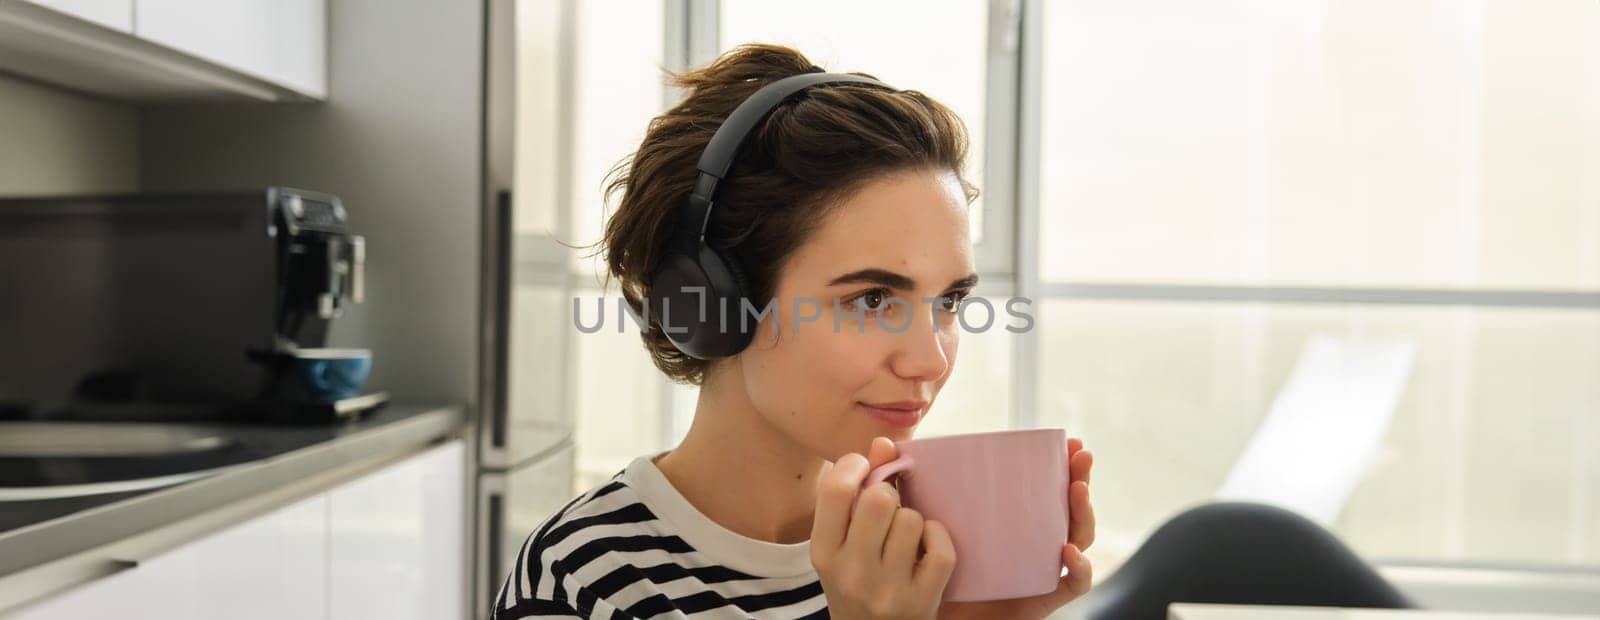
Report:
863,455,915,489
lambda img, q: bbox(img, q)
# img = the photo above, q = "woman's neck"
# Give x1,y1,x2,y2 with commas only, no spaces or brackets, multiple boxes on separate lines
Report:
653,362,828,545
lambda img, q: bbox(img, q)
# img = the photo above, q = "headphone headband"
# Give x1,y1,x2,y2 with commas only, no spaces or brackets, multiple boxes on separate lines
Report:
650,70,894,360
675,72,892,249
697,72,890,182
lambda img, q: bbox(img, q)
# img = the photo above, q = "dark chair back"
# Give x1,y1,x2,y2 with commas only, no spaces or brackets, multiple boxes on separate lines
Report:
1084,502,1413,619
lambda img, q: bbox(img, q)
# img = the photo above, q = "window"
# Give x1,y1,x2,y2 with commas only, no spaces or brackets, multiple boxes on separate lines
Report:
1036,0,1600,569
565,0,670,489
512,0,673,490
1037,0,1600,290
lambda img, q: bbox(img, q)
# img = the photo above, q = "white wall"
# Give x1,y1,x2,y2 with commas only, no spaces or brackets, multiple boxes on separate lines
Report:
137,0,485,407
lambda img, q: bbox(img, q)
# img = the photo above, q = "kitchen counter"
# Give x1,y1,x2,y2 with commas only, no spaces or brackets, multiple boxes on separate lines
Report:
0,405,464,610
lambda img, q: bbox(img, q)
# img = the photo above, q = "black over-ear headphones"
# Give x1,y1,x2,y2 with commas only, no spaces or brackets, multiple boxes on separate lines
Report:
647,71,893,360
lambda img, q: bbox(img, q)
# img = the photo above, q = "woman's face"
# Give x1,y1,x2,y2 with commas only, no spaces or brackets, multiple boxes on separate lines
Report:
735,167,976,461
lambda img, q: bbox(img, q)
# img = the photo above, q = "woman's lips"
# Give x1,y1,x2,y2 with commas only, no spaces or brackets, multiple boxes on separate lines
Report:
857,401,926,429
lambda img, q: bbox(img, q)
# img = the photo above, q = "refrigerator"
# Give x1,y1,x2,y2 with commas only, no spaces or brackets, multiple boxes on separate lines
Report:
473,0,579,616
474,1,698,614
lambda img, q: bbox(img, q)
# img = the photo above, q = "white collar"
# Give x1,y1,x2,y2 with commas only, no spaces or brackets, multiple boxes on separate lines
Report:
623,452,816,578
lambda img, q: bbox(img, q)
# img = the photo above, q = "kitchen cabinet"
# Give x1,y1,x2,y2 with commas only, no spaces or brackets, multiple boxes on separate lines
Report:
328,439,465,620
0,0,325,101
8,439,465,620
19,0,131,32
9,495,330,619
133,0,326,99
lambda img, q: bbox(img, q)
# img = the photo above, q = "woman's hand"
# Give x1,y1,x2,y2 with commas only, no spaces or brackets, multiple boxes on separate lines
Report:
812,437,955,619
938,437,1097,620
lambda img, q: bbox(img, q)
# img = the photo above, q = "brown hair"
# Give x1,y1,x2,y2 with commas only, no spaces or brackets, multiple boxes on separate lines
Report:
599,43,979,385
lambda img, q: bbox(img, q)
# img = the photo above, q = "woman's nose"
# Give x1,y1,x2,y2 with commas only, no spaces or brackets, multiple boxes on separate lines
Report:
888,303,951,382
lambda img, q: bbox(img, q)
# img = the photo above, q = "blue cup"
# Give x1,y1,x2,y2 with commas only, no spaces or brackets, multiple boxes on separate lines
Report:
288,348,372,402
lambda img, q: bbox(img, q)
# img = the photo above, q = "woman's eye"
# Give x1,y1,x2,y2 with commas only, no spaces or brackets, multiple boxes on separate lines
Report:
939,290,970,313
848,289,890,314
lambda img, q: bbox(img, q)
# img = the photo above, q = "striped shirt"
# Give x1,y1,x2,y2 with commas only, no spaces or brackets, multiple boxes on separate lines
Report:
493,452,830,619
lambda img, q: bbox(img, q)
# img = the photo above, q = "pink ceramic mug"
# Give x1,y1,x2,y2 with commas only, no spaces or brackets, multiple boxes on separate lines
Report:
862,428,1071,602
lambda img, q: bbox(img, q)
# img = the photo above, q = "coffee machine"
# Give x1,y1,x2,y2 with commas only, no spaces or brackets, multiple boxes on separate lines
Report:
0,187,386,423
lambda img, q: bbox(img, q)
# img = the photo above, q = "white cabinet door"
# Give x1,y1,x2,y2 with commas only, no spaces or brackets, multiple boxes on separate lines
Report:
9,442,461,619
12,494,330,620
133,0,326,98
19,0,132,32
328,440,466,620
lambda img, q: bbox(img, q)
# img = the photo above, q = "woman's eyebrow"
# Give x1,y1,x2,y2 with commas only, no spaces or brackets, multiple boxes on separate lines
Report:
949,274,980,290
829,268,914,289
828,269,980,291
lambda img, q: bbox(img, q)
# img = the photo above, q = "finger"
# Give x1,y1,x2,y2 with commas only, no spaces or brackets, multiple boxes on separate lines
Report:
866,436,899,471
881,507,925,574
1068,480,1096,550
1070,448,1093,485
912,519,957,594
1067,437,1084,459
1061,543,1093,597
1069,448,1092,485
812,453,870,557
844,481,901,560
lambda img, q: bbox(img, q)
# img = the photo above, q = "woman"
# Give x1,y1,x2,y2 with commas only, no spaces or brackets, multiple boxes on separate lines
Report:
494,43,1096,619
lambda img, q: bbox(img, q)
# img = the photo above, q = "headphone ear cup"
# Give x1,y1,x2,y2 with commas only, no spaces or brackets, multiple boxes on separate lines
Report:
715,247,751,306
688,244,754,358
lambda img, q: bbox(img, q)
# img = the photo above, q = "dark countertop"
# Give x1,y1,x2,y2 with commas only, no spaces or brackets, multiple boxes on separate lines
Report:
0,404,464,586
